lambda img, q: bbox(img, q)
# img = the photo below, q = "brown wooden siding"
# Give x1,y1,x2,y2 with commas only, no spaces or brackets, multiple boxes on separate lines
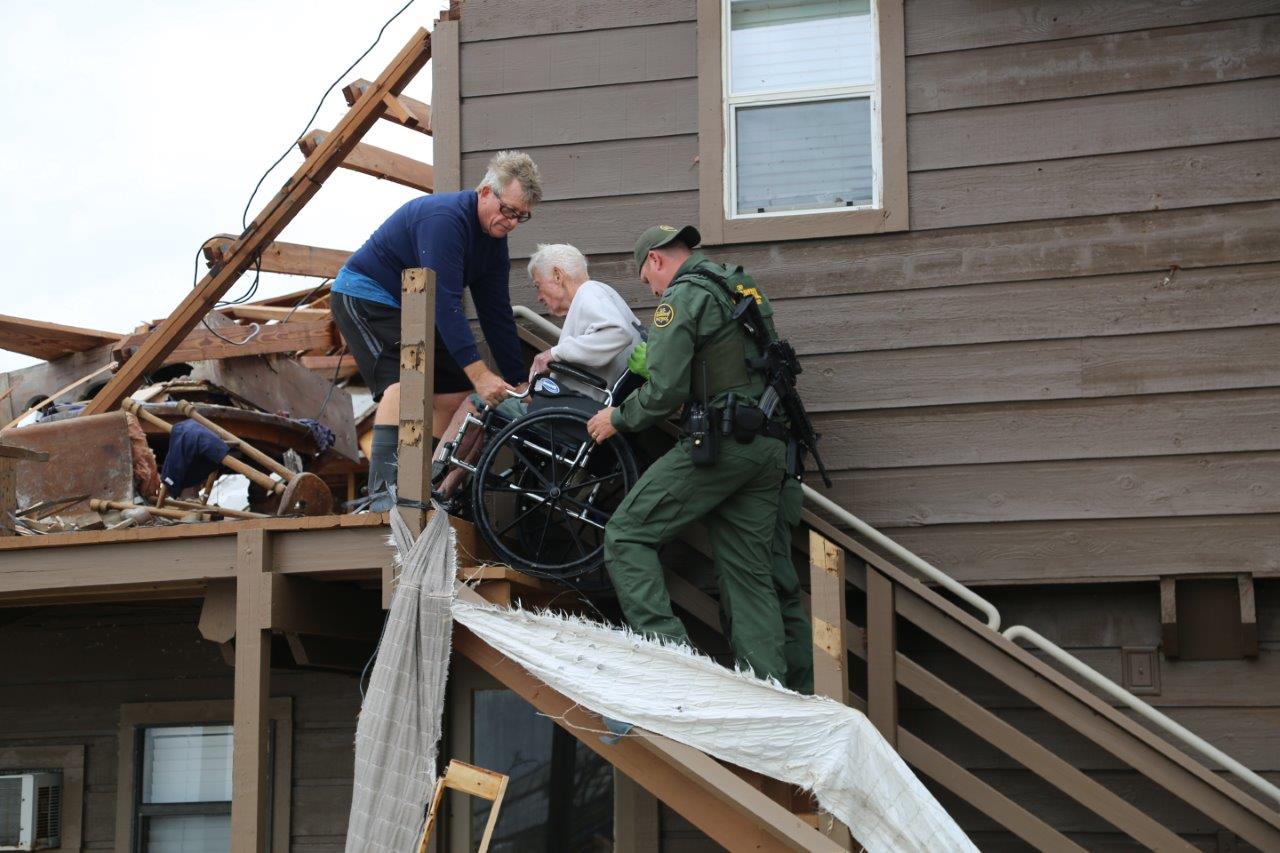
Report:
456,0,1280,592
0,604,361,851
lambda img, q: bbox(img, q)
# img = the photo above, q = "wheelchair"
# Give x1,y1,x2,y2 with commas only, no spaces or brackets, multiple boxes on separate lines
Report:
433,361,642,582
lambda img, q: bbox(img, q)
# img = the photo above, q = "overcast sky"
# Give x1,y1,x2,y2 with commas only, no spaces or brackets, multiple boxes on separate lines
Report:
0,0,449,373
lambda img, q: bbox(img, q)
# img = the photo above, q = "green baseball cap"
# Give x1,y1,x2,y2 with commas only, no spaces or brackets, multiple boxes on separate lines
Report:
633,224,701,272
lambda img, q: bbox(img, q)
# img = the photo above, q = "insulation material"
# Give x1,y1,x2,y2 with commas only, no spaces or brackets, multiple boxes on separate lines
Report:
344,508,456,852
453,601,978,853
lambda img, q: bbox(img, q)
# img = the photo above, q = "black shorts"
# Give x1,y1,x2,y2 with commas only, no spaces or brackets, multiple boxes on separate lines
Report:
330,292,472,400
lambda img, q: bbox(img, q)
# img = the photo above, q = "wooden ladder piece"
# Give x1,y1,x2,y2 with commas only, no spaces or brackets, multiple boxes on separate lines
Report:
418,760,508,853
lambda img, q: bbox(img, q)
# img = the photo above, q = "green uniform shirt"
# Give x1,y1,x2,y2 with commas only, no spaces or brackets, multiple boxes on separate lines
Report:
612,251,770,433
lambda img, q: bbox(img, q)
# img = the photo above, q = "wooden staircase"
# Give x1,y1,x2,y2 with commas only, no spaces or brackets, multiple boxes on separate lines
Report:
490,321,1280,851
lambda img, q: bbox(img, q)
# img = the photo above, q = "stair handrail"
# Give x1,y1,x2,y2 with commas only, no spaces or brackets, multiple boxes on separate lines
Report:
512,304,1280,809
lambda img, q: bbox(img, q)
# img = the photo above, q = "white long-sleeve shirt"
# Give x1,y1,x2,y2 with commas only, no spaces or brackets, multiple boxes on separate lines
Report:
551,280,643,395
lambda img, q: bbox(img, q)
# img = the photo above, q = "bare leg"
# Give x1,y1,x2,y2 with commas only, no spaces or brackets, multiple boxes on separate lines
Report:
374,382,400,426
435,399,487,499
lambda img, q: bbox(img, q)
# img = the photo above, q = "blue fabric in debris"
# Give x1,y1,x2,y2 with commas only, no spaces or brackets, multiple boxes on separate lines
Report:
161,420,230,490
297,418,335,455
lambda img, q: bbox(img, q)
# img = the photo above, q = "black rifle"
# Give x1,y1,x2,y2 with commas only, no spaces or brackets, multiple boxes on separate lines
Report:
730,295,833,488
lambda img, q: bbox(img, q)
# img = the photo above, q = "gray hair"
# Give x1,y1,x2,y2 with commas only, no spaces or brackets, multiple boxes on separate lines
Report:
477,150,543,205
527,243,588,282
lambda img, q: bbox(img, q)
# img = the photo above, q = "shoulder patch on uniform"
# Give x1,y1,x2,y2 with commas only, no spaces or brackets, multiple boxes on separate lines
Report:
653,303,675,328
735,283,764,305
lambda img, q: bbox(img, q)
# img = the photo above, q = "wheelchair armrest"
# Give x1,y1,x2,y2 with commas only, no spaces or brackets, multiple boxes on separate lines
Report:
545,361,608,391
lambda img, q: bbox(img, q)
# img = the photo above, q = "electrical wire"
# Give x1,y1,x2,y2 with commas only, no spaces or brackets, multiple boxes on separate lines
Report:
191,0,419,321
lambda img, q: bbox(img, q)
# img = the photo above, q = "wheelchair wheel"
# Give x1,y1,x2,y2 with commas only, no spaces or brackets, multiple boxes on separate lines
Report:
471,407,637,580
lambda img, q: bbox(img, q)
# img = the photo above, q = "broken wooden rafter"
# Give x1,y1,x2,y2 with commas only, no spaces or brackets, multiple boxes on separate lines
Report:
244,281,333,308
0,314,122,362
114,321,336,366
299,354,359,380
2,362,118,432
343,78,432,135
80,27,434,416
299,129,434,193
202,235,350,280
219,305,330,324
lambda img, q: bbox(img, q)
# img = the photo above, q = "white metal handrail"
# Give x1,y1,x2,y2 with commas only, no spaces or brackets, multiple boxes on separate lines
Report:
512,305,1280,809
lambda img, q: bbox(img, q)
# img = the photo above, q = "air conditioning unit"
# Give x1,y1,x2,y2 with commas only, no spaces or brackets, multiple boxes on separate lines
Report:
0,773,61,851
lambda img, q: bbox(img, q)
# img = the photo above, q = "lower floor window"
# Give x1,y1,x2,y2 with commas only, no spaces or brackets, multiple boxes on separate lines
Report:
137,725,236,853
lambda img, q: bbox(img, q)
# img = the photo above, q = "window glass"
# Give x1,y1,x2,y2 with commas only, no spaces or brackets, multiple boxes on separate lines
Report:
471,689,612,851
142,815,231,853
142,726,233,805
729,0,872,95
735,97,873,214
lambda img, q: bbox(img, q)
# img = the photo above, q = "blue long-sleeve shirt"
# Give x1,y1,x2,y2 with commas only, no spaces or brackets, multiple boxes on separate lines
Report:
335,190,525,383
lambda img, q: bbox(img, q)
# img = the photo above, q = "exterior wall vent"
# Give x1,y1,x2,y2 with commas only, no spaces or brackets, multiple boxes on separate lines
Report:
0,773,62,851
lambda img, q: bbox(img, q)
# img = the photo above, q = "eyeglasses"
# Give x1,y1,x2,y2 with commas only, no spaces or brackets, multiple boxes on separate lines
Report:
494,189,532,223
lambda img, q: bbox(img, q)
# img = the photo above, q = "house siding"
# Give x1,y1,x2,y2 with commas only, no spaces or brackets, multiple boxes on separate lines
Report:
453,0,1280,587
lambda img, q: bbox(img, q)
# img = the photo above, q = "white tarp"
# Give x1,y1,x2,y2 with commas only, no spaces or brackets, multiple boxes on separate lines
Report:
348,508,975,852
343,509,457,852
453,600,977,853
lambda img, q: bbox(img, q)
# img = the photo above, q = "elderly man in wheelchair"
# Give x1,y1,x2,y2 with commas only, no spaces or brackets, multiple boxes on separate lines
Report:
431,243,646,580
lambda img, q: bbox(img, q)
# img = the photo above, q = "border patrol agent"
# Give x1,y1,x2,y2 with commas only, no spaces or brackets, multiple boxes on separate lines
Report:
587,225,812,689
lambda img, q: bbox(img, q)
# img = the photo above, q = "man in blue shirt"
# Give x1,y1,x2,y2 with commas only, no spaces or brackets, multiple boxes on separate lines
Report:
331,150,543,509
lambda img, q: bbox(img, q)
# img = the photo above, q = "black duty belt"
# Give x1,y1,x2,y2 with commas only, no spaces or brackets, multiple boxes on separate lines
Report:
682,406,788,442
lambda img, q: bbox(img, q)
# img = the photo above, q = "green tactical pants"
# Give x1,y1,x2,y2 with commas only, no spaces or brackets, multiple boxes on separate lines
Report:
604,435,788,683
772,476,815,694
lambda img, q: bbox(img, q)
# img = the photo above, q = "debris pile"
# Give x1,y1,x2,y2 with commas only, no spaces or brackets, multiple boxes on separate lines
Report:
0,281,376,537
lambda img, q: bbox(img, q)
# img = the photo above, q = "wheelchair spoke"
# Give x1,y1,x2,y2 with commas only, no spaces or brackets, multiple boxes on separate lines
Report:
495,496,550,539
535,497,555,559
506,441,554,489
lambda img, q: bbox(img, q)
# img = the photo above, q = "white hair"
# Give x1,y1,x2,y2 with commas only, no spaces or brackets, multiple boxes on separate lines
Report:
527,243,588,283
477,150,543,205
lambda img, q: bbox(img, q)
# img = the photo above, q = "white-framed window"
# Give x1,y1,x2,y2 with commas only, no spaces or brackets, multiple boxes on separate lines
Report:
135,725,235,852
697,0,906,244
724,0,879,218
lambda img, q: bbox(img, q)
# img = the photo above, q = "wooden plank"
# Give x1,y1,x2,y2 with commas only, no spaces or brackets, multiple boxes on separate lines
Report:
459,0,695,42
460,22,696,96
813,388,1280,470
904,0,1278,55
506,191,698,258
1239,573,1258,657
342,78,432,134
299,129,434,194
911,138,1280,231
116,320,336,365
907,15,1280,113
809,532,849,705
910,77,1280,171
770,263,1280,356
897,731,1087,853
796,324,1280,411
394,267,436,537
300,354,359,379
889,586,1280,850
584,200,1280,302
0,314,120,361
431,19,462,193
202,234,351,279
836,451,1280,527
878,513,1280,585
461,78,696,151
461,135,699,201
220,305,329,323
79,27,433,417
865,570,898,746
187,354,358,462
1,361,117,432
231,529,271,853
895,654,1190,850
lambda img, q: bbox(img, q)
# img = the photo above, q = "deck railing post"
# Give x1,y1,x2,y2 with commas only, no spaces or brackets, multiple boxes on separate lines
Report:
808,531,854,848
866,567,899,746
396,267,436,539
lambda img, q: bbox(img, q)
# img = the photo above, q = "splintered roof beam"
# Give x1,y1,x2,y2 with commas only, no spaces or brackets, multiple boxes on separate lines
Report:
343,78,432,134
299,129,434,193
201,235,351,279
0,315,122,361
